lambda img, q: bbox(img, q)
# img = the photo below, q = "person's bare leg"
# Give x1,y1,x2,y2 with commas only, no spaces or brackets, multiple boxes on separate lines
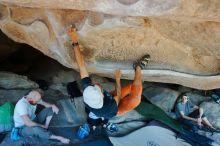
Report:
116,66,142,116
50,135,70,144
199,108,214,128
133,66,142,85
202,117,214,128
44,116,53,129
117,65,141,103
199,108,204,118
113,69,121,105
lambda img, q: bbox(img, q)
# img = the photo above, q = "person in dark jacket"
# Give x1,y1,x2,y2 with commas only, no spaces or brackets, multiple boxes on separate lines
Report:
68,26,150,133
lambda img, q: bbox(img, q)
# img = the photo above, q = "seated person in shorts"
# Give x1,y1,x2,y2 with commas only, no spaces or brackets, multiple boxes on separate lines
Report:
176,94,215,129
13,90,70,144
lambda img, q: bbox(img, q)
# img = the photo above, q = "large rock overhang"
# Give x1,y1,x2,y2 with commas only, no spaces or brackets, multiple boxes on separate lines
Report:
0,0,220,90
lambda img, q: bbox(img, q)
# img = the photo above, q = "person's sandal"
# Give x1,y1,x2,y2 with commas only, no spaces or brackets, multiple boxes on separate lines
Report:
133,54,151,70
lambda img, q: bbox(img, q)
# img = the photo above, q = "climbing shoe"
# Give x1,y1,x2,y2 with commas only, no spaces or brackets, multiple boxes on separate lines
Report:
133,54,151,70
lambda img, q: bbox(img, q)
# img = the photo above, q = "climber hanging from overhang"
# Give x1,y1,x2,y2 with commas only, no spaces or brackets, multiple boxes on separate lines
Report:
67,25,150,138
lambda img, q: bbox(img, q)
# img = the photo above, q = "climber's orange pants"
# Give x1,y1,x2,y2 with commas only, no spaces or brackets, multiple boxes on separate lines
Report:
111,83,142,116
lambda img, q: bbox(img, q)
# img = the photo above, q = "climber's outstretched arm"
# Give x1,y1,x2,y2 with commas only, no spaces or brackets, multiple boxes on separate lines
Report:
68,26,89,79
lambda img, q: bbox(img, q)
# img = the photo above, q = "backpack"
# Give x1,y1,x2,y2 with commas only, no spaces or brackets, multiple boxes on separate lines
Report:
208,91,220,105
0,102,14,133
67,81,82,106
211,93,220,104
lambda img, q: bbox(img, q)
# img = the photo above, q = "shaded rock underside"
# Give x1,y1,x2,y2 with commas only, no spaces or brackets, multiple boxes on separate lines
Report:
0,0,220,90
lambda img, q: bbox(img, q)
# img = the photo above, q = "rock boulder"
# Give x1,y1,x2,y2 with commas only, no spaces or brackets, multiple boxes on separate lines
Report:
0,72,38,89
0,0,220,90
142,86,180,112
200,101,220,129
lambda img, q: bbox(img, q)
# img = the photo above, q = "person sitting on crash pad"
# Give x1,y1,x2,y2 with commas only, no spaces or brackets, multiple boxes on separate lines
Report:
175,94,215,130
13,90,70,144
68,26,150,134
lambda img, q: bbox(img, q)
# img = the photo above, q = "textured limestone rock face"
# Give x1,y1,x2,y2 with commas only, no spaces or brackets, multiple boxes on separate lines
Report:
143,87,180,112
0,72,38,89
0,0,220,90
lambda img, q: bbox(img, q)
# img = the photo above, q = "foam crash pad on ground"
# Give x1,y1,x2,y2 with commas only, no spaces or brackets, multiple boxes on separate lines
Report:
109,126,190,146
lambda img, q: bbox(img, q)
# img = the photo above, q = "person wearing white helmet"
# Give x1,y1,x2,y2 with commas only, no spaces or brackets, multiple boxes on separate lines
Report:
68,26,150,134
